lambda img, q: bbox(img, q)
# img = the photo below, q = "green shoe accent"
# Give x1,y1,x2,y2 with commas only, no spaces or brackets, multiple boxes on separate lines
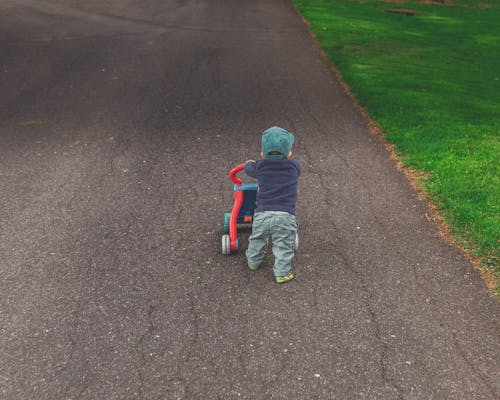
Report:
248,264,260,271
275,273,294,283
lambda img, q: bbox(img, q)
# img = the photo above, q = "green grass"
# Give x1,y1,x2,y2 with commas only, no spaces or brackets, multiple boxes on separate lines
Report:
293,0,499,292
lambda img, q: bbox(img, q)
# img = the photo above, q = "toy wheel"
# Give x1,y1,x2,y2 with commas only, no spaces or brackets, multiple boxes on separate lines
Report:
294,233,299,252
222,234,231,255
223,213,230,233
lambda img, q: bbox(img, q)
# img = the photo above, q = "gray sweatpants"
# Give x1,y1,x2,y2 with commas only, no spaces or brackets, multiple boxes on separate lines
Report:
246,211,297,277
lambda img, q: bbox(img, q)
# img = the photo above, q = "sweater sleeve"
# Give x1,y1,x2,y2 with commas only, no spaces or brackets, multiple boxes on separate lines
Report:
292,160,301,175
244,161,258,178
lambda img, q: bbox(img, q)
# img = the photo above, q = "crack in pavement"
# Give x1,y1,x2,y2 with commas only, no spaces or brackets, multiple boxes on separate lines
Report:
450,330,498,398
302,158,405,398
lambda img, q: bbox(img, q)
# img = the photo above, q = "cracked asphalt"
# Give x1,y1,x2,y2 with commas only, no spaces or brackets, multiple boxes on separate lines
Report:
1,1,499,399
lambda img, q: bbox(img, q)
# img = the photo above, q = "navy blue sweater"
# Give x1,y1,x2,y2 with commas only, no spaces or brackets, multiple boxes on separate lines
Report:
244,159,301,215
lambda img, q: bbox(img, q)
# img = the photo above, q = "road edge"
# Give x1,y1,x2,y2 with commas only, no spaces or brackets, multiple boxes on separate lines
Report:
291,1,498,296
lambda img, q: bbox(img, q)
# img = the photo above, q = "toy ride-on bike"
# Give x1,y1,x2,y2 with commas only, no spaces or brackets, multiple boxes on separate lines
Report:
221,164,299,255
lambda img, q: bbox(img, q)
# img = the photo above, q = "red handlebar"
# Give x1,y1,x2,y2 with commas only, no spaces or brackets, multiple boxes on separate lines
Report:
229,164,245,186
228,163,246,252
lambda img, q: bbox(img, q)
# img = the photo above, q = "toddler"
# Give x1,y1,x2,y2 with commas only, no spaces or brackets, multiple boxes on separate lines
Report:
244,126,300,283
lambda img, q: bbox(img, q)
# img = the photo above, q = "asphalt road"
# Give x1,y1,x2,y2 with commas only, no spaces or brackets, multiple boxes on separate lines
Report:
1,1,499,399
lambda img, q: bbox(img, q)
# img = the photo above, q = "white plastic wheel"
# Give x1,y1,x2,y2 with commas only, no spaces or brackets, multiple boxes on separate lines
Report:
294,233,299,252
222,234,231,255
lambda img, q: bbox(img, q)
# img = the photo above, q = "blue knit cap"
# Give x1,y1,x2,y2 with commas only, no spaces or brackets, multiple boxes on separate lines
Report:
261,126,295,160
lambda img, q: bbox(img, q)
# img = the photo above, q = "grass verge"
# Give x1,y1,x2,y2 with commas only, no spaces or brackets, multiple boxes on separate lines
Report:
292,0,499,295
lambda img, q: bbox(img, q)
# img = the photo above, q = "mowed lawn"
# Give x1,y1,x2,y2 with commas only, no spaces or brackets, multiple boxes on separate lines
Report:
293,0,499,292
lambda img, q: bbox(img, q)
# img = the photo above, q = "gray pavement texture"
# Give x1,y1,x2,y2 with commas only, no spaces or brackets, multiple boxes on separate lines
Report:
0,1,498,399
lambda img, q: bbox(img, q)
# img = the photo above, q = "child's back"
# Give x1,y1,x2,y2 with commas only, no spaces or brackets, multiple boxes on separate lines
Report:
244,158,300,215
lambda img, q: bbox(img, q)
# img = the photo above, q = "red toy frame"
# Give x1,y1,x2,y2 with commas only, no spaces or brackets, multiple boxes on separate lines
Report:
228,164,245,252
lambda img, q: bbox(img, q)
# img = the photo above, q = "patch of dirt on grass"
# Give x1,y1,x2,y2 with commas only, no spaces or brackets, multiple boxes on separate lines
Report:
421,0,456,5
477,2,493,9
421,0,493,7
384,8,418,15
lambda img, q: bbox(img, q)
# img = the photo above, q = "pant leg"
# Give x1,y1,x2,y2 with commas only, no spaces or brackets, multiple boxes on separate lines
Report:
270,214,297,277
246,213,270,267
